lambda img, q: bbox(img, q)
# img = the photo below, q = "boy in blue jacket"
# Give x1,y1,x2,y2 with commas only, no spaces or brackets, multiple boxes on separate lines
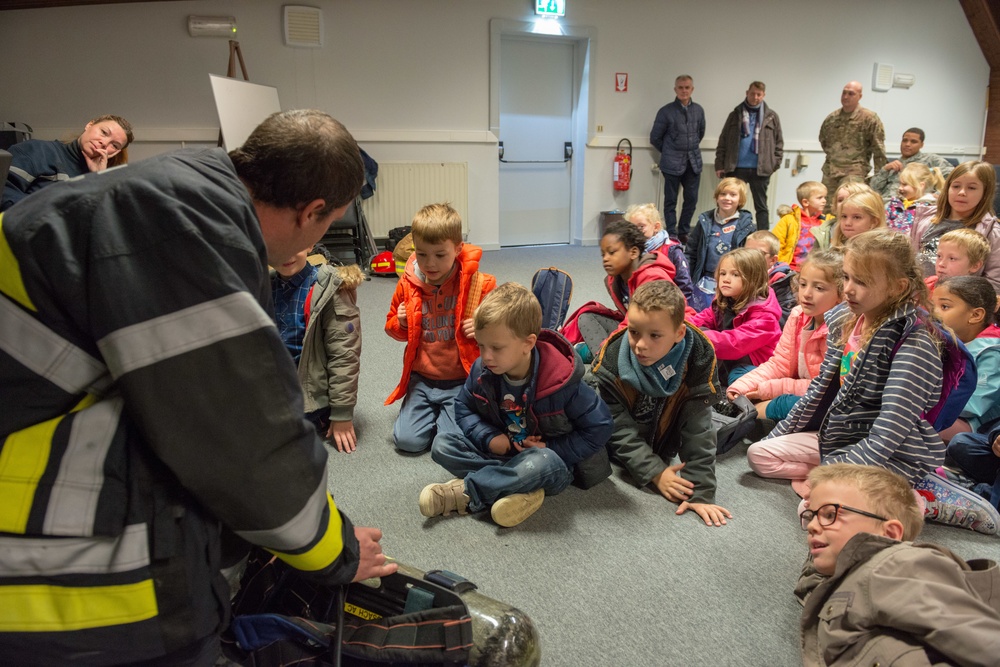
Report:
420,282,614,527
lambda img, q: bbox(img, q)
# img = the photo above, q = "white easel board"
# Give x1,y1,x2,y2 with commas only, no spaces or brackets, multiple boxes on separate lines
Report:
209,74,281,151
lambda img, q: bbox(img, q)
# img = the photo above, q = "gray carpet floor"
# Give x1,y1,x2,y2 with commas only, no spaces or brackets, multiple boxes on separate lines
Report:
323,244,998,666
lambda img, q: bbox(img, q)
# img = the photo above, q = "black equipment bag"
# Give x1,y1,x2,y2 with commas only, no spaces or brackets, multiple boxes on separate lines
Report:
223,549,541,666
712,395,757,455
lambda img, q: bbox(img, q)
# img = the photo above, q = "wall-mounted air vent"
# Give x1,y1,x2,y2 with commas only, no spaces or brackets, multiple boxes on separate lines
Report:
284,6,323,48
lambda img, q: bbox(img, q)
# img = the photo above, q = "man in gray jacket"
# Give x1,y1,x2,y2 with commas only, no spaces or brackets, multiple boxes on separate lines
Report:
650,75,706,244
869,127,954,201
714,82,784,230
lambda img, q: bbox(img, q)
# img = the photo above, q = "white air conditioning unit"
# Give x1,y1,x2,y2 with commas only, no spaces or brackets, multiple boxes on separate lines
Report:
284,5,323,48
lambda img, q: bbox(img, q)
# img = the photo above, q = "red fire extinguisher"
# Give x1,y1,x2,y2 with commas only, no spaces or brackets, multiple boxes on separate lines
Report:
613,138,632,191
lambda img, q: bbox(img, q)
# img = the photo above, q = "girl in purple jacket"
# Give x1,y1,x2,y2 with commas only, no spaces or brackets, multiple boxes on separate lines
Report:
689,247,782,385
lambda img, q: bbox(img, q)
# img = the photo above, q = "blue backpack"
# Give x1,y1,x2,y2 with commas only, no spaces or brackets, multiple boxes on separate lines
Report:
531,267,573,330
891,315,977,431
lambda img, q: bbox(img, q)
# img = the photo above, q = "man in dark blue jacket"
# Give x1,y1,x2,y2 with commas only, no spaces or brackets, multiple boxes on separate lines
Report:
650,75,706,245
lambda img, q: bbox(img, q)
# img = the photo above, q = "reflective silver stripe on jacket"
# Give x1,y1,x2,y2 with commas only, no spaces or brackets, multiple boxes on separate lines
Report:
235,478,327,551
0,523,149,577
43,397,124,537
9,167,75,184
0,294,110,395
97,291,274,377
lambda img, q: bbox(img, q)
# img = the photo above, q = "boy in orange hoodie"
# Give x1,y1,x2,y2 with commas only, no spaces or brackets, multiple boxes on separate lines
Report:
385,203,497,452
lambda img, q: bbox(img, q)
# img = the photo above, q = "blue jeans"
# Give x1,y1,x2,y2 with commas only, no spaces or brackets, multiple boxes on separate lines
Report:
393,374,463,453
431,432,573,512
947,432,1000,509
663,164,701,238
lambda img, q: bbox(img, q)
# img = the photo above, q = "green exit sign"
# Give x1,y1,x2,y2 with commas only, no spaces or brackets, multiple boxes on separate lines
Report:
535,0,566,17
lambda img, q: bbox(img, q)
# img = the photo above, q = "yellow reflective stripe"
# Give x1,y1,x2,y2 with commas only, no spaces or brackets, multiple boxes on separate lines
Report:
269,494,344,572
73,393,99,411
0,417,56,534
0,580,158,631
0,215,36,312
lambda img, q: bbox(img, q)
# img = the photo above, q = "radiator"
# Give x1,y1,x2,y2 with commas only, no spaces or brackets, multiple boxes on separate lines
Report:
361,162,469,237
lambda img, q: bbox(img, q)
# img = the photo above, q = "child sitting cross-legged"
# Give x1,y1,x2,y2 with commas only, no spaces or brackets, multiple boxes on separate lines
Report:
686,177,756,310
885,162,943,236
932,275,1000,439
748,230,945,499
796,463,1000,666
624,202,697,309
420,282,613,528
918,275,1000,535
831,190,886,248
728,248,844,430
589,280,733,527
564,220,682,359
773,181,829,271
385,203,497,454
927,227,990,292
689,247,782,386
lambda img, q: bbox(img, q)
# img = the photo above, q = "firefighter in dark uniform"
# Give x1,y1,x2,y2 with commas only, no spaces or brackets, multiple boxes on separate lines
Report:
0,110,396,666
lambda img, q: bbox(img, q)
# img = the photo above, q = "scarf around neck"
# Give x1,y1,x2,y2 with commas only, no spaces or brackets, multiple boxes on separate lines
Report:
741,102,762,154
645,229,669,253
618,327,693,398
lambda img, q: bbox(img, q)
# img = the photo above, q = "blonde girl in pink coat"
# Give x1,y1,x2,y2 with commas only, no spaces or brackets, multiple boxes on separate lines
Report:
727,248,845,423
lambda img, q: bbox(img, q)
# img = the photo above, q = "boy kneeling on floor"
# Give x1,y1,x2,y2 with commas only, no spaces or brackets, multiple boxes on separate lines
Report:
589,280,732,527
420,282,614,527
796,463,1000,666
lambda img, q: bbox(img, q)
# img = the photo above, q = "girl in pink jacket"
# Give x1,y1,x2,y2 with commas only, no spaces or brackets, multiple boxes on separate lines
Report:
690,247,782,385
727,249,845,421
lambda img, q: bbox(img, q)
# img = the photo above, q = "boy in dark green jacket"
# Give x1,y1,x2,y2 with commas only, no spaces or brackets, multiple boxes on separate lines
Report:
589,280,732,527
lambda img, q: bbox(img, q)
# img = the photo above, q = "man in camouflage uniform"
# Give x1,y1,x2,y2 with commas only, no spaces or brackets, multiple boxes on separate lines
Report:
818,81,886,211
869,127,954,201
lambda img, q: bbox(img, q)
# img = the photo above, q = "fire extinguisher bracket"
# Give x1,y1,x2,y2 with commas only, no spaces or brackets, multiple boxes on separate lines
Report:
613,138,632,191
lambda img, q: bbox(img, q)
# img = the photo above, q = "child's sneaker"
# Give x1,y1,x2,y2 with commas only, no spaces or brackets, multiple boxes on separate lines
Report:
419,478,469,518
490,489,544,527
915,474,999,536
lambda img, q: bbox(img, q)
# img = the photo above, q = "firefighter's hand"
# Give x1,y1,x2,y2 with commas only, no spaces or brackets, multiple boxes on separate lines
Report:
352,527,398,582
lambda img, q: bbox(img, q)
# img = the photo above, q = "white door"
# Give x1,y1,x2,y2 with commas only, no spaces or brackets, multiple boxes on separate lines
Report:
499,37,574,246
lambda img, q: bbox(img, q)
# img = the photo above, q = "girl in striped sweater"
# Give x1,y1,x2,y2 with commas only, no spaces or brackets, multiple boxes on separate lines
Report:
747,230,945,498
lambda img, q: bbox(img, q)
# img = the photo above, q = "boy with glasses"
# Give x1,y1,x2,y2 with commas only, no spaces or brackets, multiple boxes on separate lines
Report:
795,463,1000,666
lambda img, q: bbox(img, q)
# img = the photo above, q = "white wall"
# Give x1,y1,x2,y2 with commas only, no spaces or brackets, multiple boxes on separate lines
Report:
0,0,988,247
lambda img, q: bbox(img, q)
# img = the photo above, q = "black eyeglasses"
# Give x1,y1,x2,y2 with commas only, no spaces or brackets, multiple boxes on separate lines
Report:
798,503,888,531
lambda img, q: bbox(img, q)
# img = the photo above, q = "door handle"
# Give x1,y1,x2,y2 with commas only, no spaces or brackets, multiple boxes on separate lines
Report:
498,140,572,164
